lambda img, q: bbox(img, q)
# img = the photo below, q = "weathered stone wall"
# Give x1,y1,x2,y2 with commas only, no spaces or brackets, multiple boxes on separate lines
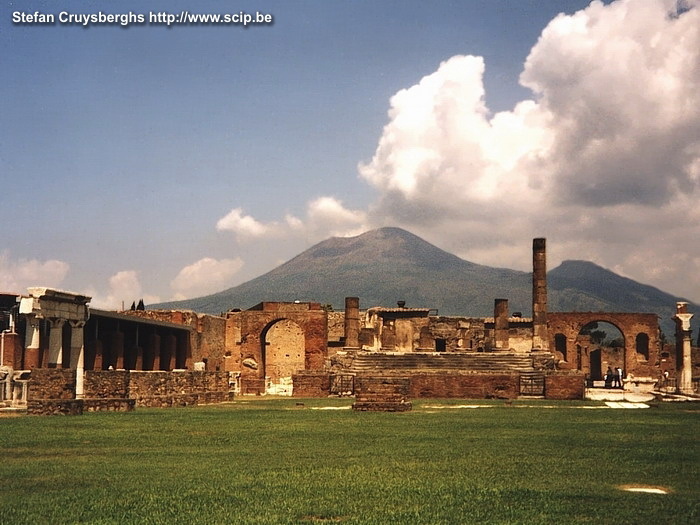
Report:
29,368,76,400
544,373,585,400
265,319,305,382
194,314,227,371
292,371,331,397
27,399,84,415
28,369,230,413
421,317,486,352
26,368,81,415
83,398,135,412
408,372,519,399
128,370,230,407
240,378,265,395
353,376,411,411
84,370,129,398
327,311,345,345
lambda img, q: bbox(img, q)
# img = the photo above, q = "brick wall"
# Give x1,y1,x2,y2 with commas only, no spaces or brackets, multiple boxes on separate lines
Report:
292,372,331,397
240,378,266,395
408,372,519,399
544,373,585,400
353,376,412,411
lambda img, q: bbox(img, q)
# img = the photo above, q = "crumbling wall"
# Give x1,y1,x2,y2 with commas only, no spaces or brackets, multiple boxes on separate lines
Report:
84,370,129,398
27,369,230,414
544,373,585,400
128,370,230,407
26,368,80,415
353,376,411,411
424,317,487,351
292,371,331,397
408,372,518,399
29,368,76,399
194,315,227,371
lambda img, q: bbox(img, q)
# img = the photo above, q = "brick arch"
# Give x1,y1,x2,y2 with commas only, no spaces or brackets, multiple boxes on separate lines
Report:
237,303,328,383
260,318,305,382
548,312,660,377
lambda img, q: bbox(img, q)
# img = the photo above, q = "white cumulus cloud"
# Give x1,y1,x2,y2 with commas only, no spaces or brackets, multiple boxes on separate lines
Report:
355,0,700,301
216,197,367,244
0,253,70,293
89,270,160,310
170,257,244,300
216,208,271,239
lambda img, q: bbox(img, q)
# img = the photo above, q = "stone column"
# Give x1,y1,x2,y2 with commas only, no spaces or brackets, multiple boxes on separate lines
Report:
161,333,176,371
175,332,189,369
47,318,65,368
344,297,360,349
23,315,42,369
145,333,161,371
674,302,694,395
110,331,125,370
532,238,549,350
69,320,86,398
494,299,509,350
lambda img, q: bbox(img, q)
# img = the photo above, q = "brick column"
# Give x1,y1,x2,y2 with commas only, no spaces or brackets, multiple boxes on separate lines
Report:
344,297,360,349
145,333,160,371
532,238,549,350
494,299,509,350
23,315,41,369
161,333,176,371
69,320,86,398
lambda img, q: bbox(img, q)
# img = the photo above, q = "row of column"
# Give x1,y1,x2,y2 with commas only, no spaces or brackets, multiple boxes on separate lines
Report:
94,330,188,371
22,317,189,373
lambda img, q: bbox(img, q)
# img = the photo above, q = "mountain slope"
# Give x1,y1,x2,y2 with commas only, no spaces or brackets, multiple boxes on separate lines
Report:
154,227,532,315
152,228,697,336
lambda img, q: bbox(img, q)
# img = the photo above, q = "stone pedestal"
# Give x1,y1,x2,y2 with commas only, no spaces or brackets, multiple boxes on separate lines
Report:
674,303,694,395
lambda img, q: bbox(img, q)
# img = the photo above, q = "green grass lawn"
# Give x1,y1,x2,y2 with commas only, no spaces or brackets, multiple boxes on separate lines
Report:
1,398,698,524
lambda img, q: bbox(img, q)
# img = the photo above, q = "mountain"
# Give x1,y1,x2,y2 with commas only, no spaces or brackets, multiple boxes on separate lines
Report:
152,227,697,334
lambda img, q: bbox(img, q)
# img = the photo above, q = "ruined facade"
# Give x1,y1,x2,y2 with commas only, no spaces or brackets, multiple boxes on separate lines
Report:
1,238,698,412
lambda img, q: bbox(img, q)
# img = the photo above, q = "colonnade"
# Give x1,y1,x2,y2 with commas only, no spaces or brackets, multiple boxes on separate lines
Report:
14,289,192,399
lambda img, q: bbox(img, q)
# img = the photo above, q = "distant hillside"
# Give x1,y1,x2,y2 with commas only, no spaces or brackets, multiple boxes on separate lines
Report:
152,227,697,334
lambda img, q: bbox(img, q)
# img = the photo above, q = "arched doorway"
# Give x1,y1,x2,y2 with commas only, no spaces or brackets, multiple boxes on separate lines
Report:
261,319,305,394
577,321,625,386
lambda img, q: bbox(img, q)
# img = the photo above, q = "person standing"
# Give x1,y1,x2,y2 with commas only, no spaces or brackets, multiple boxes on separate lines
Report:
613,366,622,388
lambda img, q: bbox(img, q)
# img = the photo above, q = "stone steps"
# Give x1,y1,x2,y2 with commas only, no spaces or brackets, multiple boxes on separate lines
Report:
349,352,550,373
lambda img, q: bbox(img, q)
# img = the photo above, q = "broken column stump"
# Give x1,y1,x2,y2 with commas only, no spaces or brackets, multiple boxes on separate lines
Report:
352,376,412,412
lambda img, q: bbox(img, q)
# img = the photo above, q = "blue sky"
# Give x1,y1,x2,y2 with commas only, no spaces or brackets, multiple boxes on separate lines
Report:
2,0,699,308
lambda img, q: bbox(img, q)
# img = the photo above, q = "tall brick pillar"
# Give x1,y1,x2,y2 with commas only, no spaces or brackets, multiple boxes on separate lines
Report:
161,333,176,371
23,315,41,369
674,302,694,395
494,299,509,350
532,238,549,350
344,297,360,349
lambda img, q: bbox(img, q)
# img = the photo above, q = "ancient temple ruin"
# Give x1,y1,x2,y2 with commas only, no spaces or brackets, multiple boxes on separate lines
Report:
1,238,698,414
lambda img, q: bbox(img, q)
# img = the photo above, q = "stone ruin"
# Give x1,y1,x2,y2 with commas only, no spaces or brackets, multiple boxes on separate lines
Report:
1,238,697,415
